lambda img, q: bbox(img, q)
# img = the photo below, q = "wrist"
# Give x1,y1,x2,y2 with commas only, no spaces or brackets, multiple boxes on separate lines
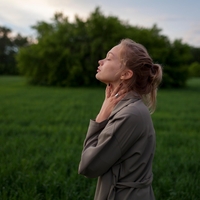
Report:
96,112,109,123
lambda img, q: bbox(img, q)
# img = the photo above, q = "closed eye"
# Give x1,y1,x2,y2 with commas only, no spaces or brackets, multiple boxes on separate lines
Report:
106,56,111,60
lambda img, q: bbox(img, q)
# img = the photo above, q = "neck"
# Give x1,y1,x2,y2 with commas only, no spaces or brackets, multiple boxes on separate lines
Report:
108,81,123,92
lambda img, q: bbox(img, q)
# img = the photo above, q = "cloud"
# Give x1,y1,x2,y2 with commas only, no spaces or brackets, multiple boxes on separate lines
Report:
184,22,200,47
158,15,186,22
0,0,62,35
1,0,200,47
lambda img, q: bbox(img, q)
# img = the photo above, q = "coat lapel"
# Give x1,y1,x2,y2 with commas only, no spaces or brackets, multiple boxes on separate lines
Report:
109,91,141,119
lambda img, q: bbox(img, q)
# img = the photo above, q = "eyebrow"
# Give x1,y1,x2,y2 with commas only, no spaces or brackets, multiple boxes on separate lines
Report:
107,52,115,57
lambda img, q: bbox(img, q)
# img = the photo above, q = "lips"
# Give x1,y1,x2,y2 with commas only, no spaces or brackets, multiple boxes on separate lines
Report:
97,67,101,72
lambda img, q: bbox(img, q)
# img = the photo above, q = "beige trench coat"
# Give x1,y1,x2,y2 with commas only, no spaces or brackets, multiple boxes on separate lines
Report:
78,92,156,200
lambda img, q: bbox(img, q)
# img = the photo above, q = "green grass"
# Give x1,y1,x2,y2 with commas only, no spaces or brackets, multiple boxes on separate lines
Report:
0,76,200,200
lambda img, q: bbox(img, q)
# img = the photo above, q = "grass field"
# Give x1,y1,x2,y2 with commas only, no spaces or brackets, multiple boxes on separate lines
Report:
0,76,200,200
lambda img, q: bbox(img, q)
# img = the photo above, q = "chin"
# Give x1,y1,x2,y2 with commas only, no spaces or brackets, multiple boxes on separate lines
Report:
95,73,101,80
95,74,107,84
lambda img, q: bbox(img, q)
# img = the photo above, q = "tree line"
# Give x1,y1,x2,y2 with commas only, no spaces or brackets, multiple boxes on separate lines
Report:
1,7,200,87
0,26,29,75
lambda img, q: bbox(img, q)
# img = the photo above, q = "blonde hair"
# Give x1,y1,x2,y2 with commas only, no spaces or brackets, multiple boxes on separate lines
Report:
119,38,162,113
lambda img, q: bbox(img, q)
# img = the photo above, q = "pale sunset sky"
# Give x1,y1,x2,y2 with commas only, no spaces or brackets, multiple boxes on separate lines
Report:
1,0,200,47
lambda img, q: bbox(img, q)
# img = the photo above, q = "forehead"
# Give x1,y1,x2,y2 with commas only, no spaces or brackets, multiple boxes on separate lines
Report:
108,44,122,57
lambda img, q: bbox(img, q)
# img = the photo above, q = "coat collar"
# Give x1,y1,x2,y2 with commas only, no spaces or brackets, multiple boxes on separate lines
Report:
109,91,141,119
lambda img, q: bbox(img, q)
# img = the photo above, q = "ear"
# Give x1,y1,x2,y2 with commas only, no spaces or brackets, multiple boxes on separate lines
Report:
120,69,133,80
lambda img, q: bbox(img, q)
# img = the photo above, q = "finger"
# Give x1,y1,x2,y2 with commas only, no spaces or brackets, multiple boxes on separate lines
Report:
106,84,112,98
119,87,129,96
113,88,129,101
112,83,128,98
111,83,123,97
114,91,126,100
113,92,126,105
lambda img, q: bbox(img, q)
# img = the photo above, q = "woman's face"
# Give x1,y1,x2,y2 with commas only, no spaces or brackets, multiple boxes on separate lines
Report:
96,44,122,85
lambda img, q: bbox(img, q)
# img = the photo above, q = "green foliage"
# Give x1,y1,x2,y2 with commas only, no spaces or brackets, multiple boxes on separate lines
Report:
17,7,196,88
190,47,200,63
188,62,200,77
0,76,200,200
161,39,192,88
0,26,29,75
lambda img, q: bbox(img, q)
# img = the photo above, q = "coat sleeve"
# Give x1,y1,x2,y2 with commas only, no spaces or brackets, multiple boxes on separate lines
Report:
78,107,145,178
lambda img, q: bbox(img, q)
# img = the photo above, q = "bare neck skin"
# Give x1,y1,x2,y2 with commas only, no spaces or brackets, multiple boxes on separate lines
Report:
108,80,123,92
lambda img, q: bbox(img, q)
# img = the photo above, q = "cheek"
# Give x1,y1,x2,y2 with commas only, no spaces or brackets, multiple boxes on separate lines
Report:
96,62,121,82
107,63,120,74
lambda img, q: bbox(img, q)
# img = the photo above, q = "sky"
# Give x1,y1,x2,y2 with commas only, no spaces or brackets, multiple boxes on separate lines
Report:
1,0,200,47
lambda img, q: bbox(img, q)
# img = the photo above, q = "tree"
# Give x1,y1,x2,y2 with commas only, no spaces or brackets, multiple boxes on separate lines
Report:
16,7,196,88
189,62,200,77
17,8,128,86
0,26,29,75
161,40,192,88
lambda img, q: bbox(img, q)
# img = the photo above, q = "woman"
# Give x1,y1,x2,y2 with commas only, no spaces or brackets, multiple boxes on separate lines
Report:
78,38,162,200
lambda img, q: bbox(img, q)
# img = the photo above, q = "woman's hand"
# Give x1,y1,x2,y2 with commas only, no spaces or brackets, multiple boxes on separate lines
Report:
96,83,127,123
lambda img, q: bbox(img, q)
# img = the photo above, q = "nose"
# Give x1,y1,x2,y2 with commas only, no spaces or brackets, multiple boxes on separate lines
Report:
98,59,103,65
